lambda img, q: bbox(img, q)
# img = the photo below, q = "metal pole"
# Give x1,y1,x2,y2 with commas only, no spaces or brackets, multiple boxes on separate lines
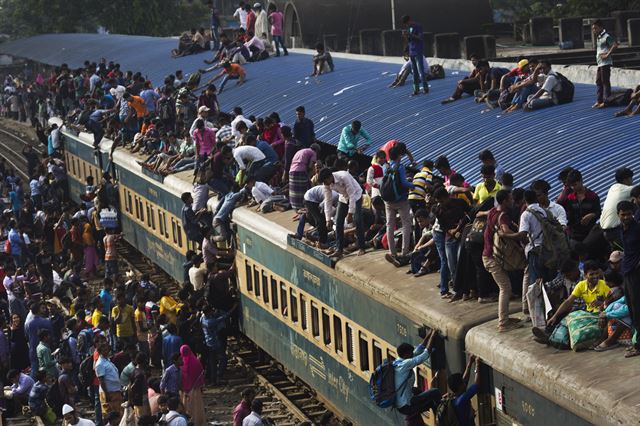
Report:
391,0,396,30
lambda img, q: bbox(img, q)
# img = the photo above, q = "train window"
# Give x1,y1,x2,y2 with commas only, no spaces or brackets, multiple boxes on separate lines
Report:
83,162,87,179
134,196,140,220
127,191,133,214
270,278,278,310
253,267,260,297
387,350,396,363
162,212,168,237
150,206,156,230
372,340,383,369
334,316,343,354
322,308,331,345
290,289,298,324
280,283,288,317
300,295,307,331
311,303,319,338
146,203,151,227
76,158,80,177
359,332,370,371
416,368,427,391
158,211,164,236
245,261,253,292
261,272,269,304
346,324,355,364
176,225,183,248
171,219,177,244
71,157,76,176
139,199,145,223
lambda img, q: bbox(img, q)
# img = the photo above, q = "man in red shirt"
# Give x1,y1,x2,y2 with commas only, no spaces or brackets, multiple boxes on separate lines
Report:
233,388,255,426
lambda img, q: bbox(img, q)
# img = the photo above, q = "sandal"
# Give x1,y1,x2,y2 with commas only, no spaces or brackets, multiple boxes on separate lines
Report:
593,342,620,352
624,347,640,358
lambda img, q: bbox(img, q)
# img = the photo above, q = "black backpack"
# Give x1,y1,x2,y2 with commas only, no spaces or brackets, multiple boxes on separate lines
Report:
380,164,405,203
605,89,633,107
436,394,461,426
427,64,445,80
554,72,574,104
368,359,407,408
55,337,73,364
78,355,94,388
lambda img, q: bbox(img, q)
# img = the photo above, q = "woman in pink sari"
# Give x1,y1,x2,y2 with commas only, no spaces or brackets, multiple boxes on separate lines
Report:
180,345,206,426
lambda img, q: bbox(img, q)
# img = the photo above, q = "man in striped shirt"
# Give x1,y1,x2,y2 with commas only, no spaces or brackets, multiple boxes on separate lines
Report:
409,160,434,241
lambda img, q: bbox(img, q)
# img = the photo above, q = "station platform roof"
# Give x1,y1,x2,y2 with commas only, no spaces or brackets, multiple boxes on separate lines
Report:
1,33,637,197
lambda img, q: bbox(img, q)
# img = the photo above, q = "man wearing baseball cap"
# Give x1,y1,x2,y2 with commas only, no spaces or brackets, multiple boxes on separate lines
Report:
62,404,96,426
189,105,216,138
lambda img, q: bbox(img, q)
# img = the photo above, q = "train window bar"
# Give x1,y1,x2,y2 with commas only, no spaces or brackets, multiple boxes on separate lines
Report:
261,271,269,304
127,191,133,214
134,196,140,220
146,203,151,228
139,199,145,223
311,302,320,339
270,277,278,310
346,323,355,364
280,283,288,318
321,308,331,346
171,219,177,244
158,211,164,236
333,315,343,354
372,340,383,370
300,295,307,331
245,261,253,292
150,206,156,230
163,212,169,238
290,289,299,324
176,225,183,248
359,332,370,372
253,267,261,297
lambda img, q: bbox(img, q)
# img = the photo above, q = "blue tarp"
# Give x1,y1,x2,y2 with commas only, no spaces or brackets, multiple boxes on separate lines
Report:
1,33,638,197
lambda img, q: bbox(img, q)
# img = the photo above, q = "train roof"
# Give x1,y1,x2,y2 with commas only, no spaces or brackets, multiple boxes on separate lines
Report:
466,321,640,426
5,33,640,199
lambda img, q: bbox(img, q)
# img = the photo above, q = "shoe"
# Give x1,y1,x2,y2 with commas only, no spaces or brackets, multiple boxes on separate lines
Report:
531,327,550,344
414,269,428,278
396,255,410,266
498,322,523,332
462,293,473,301
507,317,522,323
478,295,498,304
440,292,452,299
449,293,463,303
385,253,398,265
423,86,429,94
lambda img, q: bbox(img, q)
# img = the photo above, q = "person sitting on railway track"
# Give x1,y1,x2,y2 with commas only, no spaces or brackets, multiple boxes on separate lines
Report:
394,329,441,422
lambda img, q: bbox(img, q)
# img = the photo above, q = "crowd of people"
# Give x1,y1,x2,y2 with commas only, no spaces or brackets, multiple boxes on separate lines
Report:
0,10,638,426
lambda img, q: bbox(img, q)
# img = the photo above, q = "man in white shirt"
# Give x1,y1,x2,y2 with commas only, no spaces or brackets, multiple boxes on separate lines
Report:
188,255,207,291
233,145,265,171
231,107,253,137
524,60,563,110
189,106,216,137
319,168,366,258
530,179,568,227
62,404,96,426
159,396,188,426
234,2,248,30
518,190,555,284
243,399,264,426
253,3,269,40
245,33,267,60
600,167,633,249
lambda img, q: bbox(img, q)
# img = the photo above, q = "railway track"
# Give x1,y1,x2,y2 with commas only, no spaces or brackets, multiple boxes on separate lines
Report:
117,241,339,425
0,119,45,180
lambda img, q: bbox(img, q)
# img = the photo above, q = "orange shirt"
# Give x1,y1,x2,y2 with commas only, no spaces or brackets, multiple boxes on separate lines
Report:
223,64,246,78
129,96,148,118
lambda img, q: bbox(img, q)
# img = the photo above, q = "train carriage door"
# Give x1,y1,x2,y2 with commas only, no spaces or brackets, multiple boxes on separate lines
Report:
283,3,302,47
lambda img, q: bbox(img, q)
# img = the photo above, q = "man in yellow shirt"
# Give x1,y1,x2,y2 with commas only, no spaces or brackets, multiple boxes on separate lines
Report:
548,261,610,326
473,164,502,204
111,292,137,346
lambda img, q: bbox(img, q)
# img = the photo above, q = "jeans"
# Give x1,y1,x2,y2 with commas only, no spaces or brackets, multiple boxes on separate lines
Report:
304,200,328,244
596,65,611,103
89,384,103,426
511,85,535,106
385,200,412,256
410,249,427,273
397,388,442,416
527,250,553,283
209,177,231,213
210,24,220,50
214,189,246,224
219,74,239,92
445,237,460,283
86,119,104,148
206,346,226,383
273,35,288,56
409,55,427,92
105,260,118,279
172,158,196,172
335,197,365,251
623,267,640,350
432,230,449,294
526,95,554,110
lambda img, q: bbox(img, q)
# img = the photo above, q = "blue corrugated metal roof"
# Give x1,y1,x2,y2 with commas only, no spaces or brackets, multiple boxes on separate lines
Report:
1,33,638,198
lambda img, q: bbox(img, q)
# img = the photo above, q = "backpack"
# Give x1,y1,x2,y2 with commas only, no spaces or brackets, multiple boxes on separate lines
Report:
77,328,94,357
380,164,405,203
158,98,173,121
527,208,570,271
369,359,407,408
77,108,92,126
427,64,445,80
435,394,461,426
492,212,526,271
55,337,73,363
553,72,574,104
78,355,95,388
604,89,633,107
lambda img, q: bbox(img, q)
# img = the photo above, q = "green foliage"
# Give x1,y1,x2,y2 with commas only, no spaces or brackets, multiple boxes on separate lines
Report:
0,0,209,37
490,0,640,21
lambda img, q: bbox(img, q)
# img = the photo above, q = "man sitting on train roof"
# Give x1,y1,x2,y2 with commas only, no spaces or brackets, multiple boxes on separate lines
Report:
311,43,334,77
394,330,441,423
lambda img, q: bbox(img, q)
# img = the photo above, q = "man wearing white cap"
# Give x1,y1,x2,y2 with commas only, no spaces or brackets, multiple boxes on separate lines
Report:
254,3,269,41
189,105,216,138
62,404,96,426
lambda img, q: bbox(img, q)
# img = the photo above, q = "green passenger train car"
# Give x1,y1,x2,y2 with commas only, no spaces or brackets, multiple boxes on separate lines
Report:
59,121,640,425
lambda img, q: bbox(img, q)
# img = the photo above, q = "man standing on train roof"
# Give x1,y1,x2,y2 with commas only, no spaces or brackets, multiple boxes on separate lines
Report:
293,106,315,147
617,201,640,358
337,120,371,159
394,330,441,421
401,15,429,96
592,19,618,109
319,168,366,258
233,1,248,30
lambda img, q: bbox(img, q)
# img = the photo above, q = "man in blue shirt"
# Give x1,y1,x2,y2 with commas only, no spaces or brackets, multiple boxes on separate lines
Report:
394,330,441,419
618,200,640,358
401,15,428,96
449,355,481,426
293,106,315,147
201,303,236,385
24,302,53,379
162,324,183,369
337,120,371,158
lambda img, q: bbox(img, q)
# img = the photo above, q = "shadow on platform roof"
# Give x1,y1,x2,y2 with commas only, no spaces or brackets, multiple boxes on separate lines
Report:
2,33,638,198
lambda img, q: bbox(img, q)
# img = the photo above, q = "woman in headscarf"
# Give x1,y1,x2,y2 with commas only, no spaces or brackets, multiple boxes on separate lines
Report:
180,345,206,426
9,313,29,371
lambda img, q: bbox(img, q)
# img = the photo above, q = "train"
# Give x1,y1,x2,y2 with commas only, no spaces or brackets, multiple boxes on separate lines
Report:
56,119,640,426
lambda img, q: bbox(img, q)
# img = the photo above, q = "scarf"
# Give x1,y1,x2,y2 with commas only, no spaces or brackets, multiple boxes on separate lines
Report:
180,345,204,392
